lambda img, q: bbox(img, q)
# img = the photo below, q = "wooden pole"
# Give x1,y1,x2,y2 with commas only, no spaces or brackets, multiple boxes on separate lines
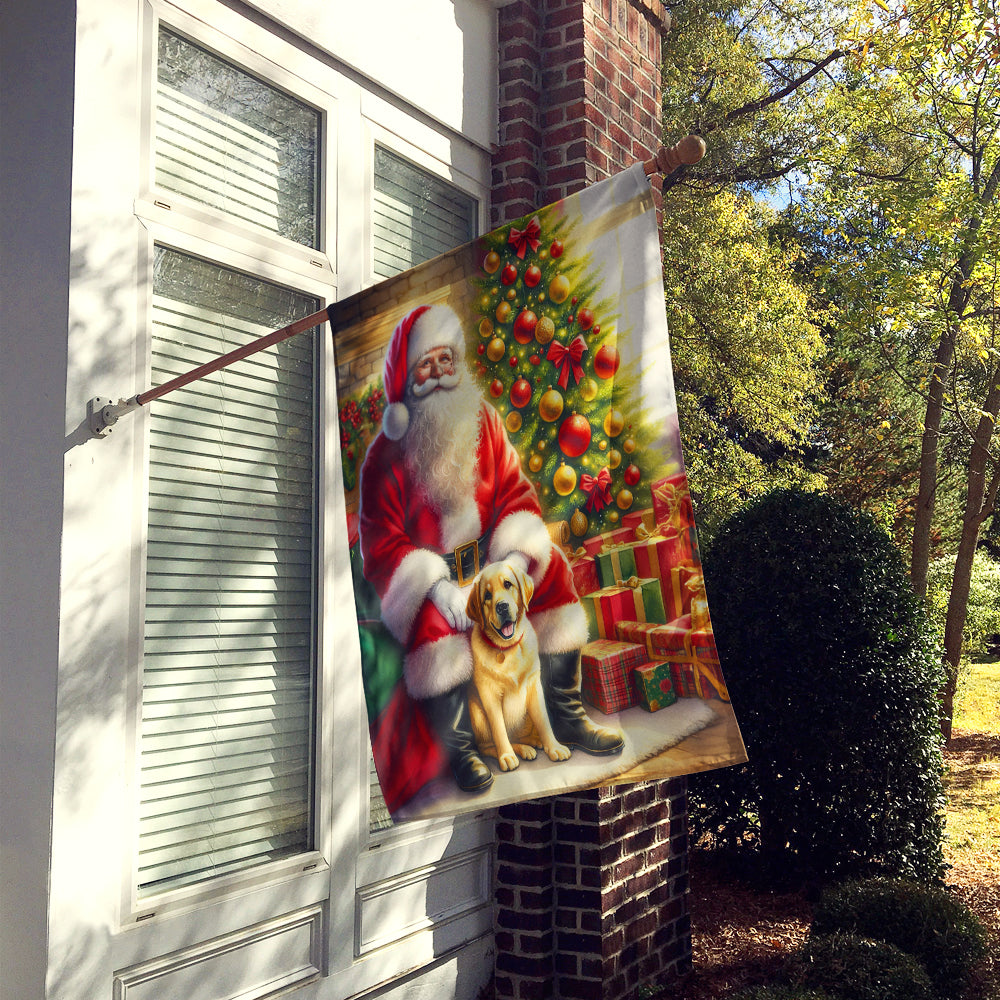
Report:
643,135,707,176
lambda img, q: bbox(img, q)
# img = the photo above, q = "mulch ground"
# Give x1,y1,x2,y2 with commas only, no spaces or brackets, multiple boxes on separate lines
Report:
669,733,1000,1000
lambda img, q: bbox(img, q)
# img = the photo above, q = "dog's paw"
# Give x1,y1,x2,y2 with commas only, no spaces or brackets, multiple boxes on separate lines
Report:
545,742,571,762
513,743,537,760
498,751,520,772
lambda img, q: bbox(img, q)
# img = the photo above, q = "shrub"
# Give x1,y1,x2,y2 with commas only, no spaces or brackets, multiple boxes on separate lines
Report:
790,933,934,1000
690,488,947,883
811,877,988,999
732,987,838,1000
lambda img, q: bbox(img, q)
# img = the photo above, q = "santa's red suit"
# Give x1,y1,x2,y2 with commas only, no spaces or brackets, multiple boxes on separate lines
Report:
359,400,588,700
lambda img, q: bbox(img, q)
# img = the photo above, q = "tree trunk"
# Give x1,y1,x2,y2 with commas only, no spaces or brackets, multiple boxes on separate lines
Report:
910,332,954,597
941,378,1000,740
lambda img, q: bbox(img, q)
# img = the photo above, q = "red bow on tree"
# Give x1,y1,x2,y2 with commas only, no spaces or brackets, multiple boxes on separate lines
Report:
581,468,612,512
508,216,541,258
546,334,588,389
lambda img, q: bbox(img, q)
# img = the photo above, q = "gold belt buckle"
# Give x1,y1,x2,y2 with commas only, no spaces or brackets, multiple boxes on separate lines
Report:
453,540,480,587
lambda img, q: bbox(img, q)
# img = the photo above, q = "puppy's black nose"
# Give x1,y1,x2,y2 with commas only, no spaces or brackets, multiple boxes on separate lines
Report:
496,601,515,627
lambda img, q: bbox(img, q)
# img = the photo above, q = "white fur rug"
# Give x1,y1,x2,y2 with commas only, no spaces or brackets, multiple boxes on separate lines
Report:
394,696,719,822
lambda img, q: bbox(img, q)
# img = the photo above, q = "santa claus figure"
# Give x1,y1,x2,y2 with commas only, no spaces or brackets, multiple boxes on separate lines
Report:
359,303,623,793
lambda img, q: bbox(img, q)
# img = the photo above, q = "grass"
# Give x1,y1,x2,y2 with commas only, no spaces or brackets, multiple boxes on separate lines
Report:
945,660,1000,868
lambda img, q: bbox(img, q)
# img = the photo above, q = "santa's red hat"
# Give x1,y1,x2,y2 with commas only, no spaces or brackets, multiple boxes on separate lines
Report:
382,304,466,441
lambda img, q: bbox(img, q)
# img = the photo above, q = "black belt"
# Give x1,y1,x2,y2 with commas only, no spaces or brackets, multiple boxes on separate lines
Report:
443,531,491,586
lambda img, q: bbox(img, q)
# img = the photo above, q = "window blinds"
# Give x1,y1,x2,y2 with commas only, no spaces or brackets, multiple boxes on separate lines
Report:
138,248,318,895
156,28,320,249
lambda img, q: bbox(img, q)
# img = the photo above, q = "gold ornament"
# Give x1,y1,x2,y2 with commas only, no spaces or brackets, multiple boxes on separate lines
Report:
539,387,564,422
479,318,493,338
528,453,543,473
484,250,501,273
553,462,577,496
570,508,589,537
598,440,607,451
603,409,625,438
496,301,512,324
487,337,506,362
549,274,571,304
607,510,619,523
616,488,634,510
505,411,523,433
608,448,622,469
579,377,598,402
535,315,556,345
623,436,636,454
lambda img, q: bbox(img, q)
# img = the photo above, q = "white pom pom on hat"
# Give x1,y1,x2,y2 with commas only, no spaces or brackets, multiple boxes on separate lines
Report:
381,304,466,441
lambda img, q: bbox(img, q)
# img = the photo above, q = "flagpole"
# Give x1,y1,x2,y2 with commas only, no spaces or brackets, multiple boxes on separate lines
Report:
88,137,705,438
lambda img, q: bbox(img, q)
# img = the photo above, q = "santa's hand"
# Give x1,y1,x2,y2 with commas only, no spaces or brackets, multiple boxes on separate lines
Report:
430,579,472,632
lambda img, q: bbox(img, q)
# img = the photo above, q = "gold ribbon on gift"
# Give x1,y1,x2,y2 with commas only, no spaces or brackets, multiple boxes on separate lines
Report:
635,524,655,541
566,545,588,561
682,628,729,701
615,575,641,588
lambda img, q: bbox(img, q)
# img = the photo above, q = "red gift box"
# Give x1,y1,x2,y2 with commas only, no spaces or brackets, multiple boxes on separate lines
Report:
570,551,600,597
614,618,690,657
580,639,646,714
651,472,695,534
583,579,661,639
623,507,656,536
633,538,698,616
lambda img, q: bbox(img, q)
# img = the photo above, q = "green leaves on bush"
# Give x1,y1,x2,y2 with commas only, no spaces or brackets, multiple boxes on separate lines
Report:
731,987,836,1000
691,488,947,883
811,878,988,999
790,934,934,1000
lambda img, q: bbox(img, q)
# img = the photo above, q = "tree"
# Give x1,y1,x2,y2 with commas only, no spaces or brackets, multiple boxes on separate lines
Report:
800,0,1000,736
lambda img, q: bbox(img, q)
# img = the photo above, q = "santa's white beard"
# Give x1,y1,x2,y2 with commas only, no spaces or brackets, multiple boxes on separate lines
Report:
403,370,482,519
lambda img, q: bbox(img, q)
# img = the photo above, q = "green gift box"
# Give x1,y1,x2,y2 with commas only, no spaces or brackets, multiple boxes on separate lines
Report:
583,576,667,640
632,660,678,711
594,543,638,588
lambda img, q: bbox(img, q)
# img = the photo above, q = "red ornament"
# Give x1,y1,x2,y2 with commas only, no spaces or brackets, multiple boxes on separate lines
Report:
501,263,518,286
623,464,641,487
513,308,538,344
593,325,600,335
572,297,578,305
558,412,592,458
510,378,532,408
477,343,486,355
524,264,542,288
594,342,620,380
550,240,563,259
509,356,518,367
577,307,595,331
490,379,504,398
530,354,541,365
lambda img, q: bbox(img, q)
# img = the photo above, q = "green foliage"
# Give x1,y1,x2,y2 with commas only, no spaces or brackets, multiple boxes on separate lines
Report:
927,550,1000,658
811,878,988,1000
691,488,947,883
789,933,934,1000
731,987,837,1000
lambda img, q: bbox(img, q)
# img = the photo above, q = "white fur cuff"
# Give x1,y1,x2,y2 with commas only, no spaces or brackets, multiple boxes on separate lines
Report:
530,600,589,654
489,509,552,580
404,632,474,699
380,547,450,644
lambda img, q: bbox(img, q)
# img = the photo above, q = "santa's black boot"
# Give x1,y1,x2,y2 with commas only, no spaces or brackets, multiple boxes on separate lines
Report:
541,650,625,755
423,686,494,793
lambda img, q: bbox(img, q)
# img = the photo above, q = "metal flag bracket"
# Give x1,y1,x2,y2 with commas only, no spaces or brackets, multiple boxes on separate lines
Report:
85,137,705,440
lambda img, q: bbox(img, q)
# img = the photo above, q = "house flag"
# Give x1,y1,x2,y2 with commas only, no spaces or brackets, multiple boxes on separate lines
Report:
332,164,747,822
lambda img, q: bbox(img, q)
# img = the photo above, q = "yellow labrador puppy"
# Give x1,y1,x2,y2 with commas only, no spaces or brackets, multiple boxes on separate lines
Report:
465,561,571,772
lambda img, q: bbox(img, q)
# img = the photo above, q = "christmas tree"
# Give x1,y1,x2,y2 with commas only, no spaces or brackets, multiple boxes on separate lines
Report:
468,208,657,539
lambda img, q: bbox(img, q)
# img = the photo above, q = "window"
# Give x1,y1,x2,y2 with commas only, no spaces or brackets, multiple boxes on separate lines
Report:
139,248,319,895
136,26,323,898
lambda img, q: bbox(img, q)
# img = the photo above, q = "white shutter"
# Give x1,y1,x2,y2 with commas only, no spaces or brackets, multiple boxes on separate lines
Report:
138,248,319,895
366,148,478,831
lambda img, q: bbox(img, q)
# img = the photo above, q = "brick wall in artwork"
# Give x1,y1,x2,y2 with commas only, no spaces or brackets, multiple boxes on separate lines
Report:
491,3,693,999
